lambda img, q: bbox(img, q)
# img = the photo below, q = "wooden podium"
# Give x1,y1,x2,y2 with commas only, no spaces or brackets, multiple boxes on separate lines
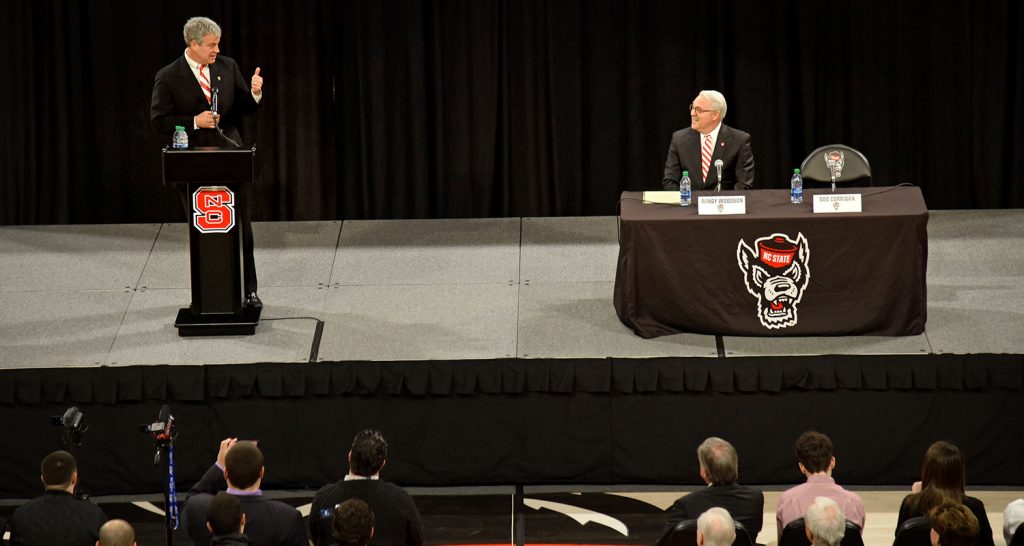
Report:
162,147,260,336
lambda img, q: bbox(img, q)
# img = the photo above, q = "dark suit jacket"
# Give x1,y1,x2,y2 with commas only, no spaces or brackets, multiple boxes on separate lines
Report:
181,465,307,546
151,54,260,147
9,490,107,546
662,483,765,540
662,124,755,191
309,479,425,546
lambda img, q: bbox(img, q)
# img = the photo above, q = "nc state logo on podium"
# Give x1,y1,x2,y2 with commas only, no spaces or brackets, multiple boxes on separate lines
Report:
192,186,236,233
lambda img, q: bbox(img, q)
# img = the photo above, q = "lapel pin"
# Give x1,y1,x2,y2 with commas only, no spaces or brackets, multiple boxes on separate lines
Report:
217,76,222,81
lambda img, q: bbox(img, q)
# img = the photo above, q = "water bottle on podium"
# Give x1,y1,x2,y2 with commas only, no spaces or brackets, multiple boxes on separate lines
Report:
172,126,188,149
790,168,803,204
679,170,692,206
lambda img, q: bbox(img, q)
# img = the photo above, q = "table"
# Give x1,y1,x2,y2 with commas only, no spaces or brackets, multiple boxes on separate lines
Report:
613,187,928,338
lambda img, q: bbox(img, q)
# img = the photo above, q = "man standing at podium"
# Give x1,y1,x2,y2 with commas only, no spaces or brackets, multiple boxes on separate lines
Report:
661,90,755,192
151,16,265,308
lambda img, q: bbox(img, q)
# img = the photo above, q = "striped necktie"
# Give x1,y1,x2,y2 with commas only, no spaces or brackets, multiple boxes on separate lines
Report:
198,64,212,104
701,134,713,182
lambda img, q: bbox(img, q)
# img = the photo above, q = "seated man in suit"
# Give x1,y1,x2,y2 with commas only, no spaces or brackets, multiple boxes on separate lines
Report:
182,438,307,546
805,497,846,546
662,437,764,542
698,507,737,546
662,90,755,191
9,450,107,546
310,430,424,546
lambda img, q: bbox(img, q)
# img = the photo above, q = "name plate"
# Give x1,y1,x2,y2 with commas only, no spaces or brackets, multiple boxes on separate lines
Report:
813,193,863,213
698,195,747,215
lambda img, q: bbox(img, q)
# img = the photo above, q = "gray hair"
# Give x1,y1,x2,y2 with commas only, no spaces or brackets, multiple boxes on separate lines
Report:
183,17,222,46
699,90,728,119
805,497,846,546
697,507,736,546
697,437,739,485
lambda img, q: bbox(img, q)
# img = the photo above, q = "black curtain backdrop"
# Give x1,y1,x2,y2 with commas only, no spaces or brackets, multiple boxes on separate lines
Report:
2,0,1022,225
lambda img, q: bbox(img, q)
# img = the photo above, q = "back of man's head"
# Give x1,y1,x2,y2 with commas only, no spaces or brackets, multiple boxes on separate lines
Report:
795,431,834,474
207,491,244,536
929,501,980,546
224,441,264,489
40,450,77,488
350,430,388,477
97,519,136,546
332,498,375,546
697,437,739,485
697,507,736,546
805,496,846,546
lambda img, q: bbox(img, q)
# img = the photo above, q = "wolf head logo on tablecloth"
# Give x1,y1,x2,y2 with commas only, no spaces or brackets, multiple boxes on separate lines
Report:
736,233,811,329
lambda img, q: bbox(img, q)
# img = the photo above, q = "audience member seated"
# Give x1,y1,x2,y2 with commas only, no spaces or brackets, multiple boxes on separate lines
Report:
776,432,865,538
896,441,993,546
929,501,980,546
310,430,425,546
662,437,764,542
330,498,376,546
206,491,249,546
1005,498,1024,545
9,450,107,546
182,438,307,546
805,497,846,546
697,507,736,546
97,519,136,546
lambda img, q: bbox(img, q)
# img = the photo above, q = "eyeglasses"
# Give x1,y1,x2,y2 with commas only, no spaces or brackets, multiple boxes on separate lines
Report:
689,104,716,116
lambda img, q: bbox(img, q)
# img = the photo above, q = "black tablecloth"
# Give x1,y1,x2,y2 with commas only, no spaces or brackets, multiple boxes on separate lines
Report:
613,186,928,337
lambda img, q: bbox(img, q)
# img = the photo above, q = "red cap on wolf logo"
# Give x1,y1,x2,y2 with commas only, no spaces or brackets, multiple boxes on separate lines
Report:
757,236,797,268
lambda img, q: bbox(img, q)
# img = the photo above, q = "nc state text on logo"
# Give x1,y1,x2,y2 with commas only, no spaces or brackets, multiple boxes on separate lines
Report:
192,186,236,234
736,233,810,329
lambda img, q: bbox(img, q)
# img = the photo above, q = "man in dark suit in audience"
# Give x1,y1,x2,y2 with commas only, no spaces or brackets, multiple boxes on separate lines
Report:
9,450,107,546
151,16,265,309
661,90,755,191
310,430,424,546
661,437,764,542
182,438,307,546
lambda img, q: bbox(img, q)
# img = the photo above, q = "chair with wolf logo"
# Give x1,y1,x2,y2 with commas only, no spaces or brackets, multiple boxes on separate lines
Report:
800,144,872,190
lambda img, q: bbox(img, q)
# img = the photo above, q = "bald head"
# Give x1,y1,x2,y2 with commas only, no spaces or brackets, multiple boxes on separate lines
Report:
697,507,736,546
97,519,136,546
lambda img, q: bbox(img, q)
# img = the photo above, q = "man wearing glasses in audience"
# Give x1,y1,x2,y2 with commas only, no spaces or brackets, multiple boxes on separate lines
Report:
661,90,755,191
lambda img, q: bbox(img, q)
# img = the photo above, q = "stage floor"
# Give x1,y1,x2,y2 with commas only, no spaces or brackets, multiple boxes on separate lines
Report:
1,210,1023,369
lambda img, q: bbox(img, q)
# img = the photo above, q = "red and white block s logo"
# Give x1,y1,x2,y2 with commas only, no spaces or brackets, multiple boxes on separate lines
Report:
192,186,236,233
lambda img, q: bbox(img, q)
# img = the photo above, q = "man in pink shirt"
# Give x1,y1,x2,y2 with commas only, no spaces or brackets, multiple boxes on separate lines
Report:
776,431,865,539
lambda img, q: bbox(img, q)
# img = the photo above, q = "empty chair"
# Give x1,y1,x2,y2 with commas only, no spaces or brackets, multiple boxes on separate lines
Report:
780,517,865,546
893,516,932,546
800,144,872,190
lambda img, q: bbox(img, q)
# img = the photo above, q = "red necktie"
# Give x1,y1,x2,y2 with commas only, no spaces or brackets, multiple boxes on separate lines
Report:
198,64,212,104
701,134,713,181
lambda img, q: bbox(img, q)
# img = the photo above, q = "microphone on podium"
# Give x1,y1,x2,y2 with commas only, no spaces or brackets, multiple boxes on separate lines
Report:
714,159,724,192
209,87,241,148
